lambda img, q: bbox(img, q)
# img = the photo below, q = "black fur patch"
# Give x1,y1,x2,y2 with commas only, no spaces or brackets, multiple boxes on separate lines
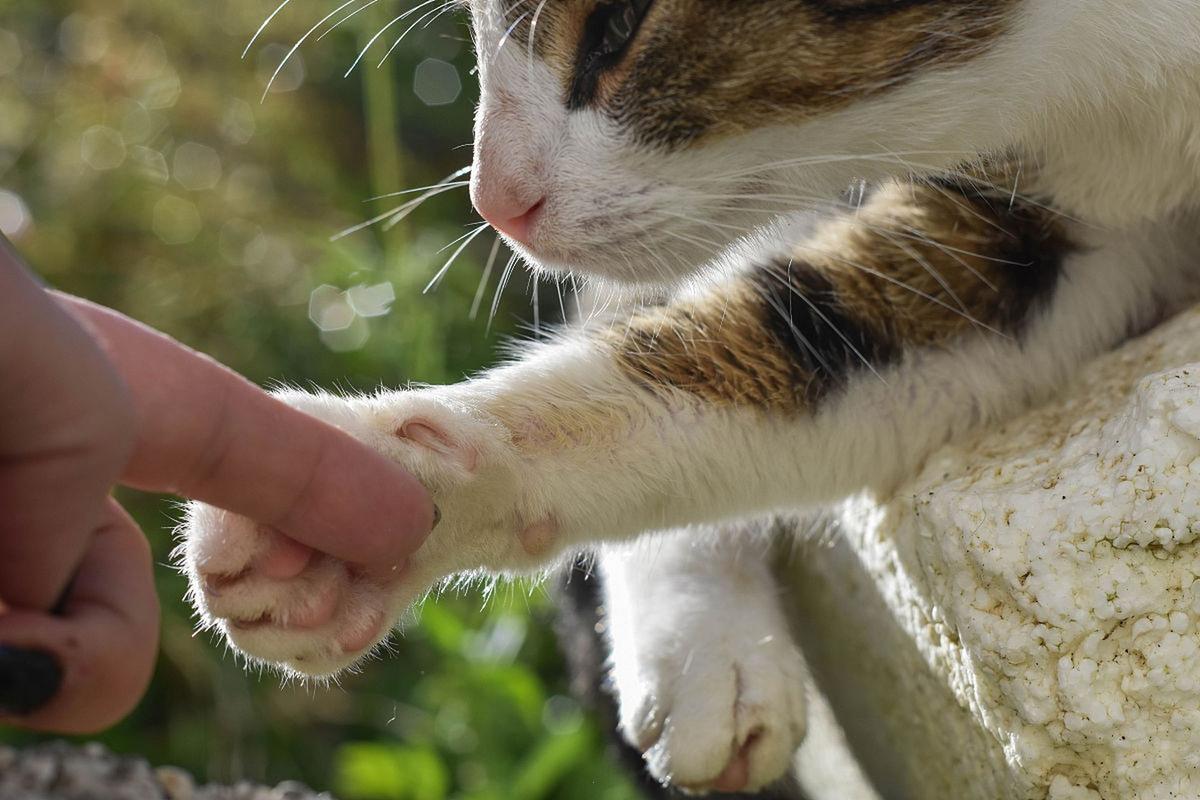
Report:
748,264,899,405
938,177,1071,334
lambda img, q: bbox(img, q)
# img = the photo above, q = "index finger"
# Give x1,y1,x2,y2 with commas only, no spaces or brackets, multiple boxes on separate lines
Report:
58,295,434,567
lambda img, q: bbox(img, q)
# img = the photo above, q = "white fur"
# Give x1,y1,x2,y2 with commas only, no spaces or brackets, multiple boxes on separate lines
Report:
601,522,808,791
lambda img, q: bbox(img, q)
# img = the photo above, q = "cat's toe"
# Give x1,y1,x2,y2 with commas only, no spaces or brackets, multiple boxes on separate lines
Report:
182,504,399,676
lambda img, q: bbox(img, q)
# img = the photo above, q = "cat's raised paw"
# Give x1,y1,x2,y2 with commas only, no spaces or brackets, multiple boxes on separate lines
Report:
183,506,402,676
179,387,543,677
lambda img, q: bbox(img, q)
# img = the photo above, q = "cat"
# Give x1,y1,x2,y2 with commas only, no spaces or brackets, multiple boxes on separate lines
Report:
181,0,1200,794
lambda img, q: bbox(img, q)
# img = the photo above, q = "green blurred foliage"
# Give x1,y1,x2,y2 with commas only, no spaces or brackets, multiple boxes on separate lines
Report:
0,1,636,797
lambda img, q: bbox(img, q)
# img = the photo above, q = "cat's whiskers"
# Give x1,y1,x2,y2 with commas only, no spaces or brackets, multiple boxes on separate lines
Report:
316,0,384,45
333,165,472,241
681,150,978,184
681,152,1065,221
496,9,533,57
243,0,294,59
682,150,1074,226
652,204,1004,336
262,0,362,101
377,0,461,69
683,193,1028,282
368,179,469,202
488,254,520,332
525,0,552,70
425,222,492,294
344,0,450,77
470,236,505,320
762,260,887,384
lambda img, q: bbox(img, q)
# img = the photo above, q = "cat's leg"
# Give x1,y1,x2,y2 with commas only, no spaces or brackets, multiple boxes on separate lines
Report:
181,179,1195,677
602,519,807,794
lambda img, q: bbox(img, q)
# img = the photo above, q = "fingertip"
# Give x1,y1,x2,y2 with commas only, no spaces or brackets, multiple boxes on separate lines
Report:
358,482,435,576
341,452,436,567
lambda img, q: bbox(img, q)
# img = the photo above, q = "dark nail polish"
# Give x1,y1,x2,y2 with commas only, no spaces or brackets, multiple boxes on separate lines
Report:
431,504,442,530
0,646,62,716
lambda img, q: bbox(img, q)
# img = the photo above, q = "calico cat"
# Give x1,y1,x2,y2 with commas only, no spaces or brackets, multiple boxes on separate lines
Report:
182,0,1200,794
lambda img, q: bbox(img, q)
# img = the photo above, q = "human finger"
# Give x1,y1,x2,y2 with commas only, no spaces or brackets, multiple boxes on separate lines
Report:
0,500,158,733
58,295,434,568
0,237,135,611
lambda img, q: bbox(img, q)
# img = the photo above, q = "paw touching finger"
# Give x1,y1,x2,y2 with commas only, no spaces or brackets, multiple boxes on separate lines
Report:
180,387,554,677
182,506,399,675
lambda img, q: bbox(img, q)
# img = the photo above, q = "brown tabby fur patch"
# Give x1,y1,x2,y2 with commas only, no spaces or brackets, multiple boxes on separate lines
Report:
500,0,1018,148
606,170,1073,411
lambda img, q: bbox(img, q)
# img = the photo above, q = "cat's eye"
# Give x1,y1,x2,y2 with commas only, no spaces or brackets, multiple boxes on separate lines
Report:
591,0,654,59
569,0,654,108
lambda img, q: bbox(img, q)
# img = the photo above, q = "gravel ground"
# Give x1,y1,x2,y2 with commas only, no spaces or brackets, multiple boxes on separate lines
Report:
0,741,335,800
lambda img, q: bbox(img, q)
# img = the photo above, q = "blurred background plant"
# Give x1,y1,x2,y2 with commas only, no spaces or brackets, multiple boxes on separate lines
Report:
0,1,637,797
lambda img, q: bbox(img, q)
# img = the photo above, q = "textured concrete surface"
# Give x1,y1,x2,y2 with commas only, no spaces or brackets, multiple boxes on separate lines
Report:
788,306,1200,799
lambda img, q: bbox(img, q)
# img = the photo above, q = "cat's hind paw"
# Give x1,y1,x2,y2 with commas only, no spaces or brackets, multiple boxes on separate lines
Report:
617,630,808,794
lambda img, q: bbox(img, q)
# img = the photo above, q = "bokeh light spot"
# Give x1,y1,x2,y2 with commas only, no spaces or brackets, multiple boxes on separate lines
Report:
0,30,22,76
218,219,264,266
80,125,126,170
0,189,31,238
247,236,299,289
121,102,157,144
173,142,222,191
130,146,169,185
258,44,306,95
542,695,584,736
309,285,375,352
152,195,202,244
309,284,356,332
320,318,371,352
58,13,110,65
220,99,256,145
346,282,396,318
413,58,461,107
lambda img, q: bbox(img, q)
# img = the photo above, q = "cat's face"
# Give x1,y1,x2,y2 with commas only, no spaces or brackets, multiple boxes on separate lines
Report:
468,0,1030,284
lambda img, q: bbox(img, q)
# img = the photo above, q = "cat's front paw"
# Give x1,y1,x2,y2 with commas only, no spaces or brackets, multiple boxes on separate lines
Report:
180,388,547,676
615,627,808,794
182,506,400,676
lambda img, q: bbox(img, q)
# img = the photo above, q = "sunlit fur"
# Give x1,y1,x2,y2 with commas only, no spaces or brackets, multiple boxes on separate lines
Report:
181,2,1200,795
470,0,1200,283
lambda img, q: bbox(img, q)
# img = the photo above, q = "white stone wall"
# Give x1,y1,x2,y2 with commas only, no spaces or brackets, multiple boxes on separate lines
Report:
788,306,1200,800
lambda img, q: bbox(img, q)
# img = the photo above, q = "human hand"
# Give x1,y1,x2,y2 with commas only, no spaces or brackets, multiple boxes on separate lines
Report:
0,236,434,733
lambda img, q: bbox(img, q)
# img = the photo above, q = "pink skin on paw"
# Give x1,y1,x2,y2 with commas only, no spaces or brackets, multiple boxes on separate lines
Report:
709,730,762,794
709,752,751,794
519,517,559,557
337,609,386,654
254,526,315,580
225,582,339,631
397,419,479,473
282,582,340,629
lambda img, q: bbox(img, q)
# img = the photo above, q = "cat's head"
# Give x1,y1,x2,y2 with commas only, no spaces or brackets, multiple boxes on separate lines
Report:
467,0,1045,285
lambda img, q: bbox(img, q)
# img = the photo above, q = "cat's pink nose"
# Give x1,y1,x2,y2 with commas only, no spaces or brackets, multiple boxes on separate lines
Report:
476,194,544,245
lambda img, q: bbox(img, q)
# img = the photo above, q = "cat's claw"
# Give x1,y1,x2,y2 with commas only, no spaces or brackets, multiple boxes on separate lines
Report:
616,628,808,793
